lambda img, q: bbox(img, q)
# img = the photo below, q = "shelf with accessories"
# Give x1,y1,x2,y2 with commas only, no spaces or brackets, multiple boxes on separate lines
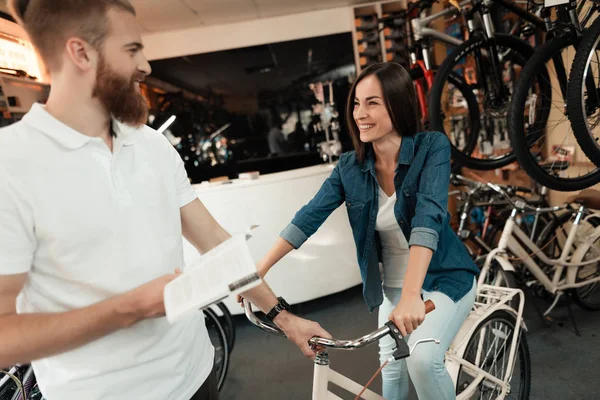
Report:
351,1,412,74
0,73,49,118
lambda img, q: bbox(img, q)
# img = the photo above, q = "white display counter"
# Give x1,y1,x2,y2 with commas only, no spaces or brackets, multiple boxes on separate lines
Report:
182,163,362,315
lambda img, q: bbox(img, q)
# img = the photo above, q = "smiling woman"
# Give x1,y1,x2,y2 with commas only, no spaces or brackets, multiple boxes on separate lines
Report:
255,61,479,400
345,62,419,163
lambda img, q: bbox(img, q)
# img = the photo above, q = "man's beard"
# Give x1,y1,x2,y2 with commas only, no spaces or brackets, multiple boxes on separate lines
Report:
92,57,148,127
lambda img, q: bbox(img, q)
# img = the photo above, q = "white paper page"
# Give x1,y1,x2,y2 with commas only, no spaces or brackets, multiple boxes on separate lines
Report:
164,234,262,324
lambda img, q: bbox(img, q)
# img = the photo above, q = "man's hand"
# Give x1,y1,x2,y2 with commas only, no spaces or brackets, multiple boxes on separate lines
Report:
119,269,182,324
273,311,331,359
388,293,425,337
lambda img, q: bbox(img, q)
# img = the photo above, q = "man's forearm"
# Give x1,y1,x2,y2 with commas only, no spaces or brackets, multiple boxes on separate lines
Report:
0,294,140,368
240,282,280,315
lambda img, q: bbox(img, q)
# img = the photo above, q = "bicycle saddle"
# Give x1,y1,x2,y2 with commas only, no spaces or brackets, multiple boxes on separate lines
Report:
567,189,600,210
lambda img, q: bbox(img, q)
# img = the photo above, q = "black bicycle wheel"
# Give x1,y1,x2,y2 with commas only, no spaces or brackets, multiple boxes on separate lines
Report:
509,33,600,191
455,310,531,400
214,302,236,353
430,33,542,170
567,16,600,167
203,308,230,391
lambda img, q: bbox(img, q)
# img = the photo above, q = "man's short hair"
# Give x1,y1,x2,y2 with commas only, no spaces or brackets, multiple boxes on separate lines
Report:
8,0,136,71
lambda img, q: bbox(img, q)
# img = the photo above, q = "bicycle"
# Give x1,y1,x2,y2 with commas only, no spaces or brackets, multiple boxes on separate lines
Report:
378,0,480,134
244,282,530,399
508,0,600,191
429,0,550,171
567,10,600,167
478,182,600,315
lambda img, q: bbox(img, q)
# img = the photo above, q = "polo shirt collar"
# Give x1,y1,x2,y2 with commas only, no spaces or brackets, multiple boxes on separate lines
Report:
23,103,141,149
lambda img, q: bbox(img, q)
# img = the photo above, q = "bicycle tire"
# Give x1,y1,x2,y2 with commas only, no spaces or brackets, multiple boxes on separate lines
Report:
429,33,539,170
509,34,600,191
571,219,600,311
215,302,236,353
455,310,531,399
567,16,600,167
203,308,230,391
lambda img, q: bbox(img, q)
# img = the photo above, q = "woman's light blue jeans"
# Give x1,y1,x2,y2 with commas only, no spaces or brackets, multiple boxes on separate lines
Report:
377,279,476,400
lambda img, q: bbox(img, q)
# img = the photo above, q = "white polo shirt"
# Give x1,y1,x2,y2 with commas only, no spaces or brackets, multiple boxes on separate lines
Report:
0,103,213,400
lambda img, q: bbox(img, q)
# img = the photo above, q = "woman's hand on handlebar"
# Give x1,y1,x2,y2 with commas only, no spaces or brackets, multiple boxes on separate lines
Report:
388,294,427,337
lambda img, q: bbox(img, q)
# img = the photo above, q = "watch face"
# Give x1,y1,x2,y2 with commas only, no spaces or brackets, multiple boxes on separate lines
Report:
275,304,284,313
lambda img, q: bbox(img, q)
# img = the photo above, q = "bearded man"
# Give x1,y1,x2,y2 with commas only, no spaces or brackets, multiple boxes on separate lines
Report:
0,1,329,399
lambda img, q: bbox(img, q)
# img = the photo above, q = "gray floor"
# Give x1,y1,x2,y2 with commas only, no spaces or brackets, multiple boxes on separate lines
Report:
220,285,600,400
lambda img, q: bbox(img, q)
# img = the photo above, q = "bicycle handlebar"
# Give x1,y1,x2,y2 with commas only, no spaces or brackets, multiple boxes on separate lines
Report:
243,299,435,350
485,182,566,213
451,174,532,194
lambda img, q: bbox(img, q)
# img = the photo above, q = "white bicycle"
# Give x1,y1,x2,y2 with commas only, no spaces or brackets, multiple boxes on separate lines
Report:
471,180,600,316
244,282,530,399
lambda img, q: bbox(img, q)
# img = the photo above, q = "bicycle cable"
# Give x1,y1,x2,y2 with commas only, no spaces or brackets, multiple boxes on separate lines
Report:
354,360,390,400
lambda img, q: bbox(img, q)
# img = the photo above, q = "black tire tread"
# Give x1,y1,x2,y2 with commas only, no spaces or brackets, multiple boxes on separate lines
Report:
567,17,600,167
203,308,230,391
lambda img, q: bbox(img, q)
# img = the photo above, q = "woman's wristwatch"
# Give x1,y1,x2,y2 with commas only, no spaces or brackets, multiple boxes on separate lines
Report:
266,297,291,322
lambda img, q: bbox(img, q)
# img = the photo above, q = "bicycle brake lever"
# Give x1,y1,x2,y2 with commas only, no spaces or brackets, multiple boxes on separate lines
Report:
384,321,411,361
409,338,440,355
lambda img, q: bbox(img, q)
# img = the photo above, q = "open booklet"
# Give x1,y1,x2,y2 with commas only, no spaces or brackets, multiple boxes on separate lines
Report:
164,232,262,324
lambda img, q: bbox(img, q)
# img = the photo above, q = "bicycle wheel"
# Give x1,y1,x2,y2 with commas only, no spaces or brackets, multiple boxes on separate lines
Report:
455,310,531,400
212,302,236,353
568,16,600,167
571,222,600,310
203,308,230,391
429,33,542,170
509,33,600,191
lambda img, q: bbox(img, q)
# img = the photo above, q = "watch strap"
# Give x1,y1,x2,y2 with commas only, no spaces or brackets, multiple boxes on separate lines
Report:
266,297,290,322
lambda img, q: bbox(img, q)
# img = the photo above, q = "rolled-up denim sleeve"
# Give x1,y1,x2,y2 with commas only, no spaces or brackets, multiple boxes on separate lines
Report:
409,133,451,252
280,160,346,249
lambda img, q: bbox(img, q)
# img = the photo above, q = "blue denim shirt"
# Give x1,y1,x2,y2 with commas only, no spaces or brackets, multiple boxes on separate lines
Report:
280,131,479,311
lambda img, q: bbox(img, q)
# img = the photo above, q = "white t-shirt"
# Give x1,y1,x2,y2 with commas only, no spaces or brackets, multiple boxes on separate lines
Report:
375,187,409,287
0,104,213,400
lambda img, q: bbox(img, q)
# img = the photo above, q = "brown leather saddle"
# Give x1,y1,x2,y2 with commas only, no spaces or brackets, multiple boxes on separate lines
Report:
567,189,600,210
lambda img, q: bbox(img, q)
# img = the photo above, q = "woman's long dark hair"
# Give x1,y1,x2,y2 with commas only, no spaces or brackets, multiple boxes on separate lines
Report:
345,62,420,163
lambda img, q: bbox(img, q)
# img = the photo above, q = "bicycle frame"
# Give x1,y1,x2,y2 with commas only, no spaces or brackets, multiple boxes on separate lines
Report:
409,0,468,122
310,285,526,400
479,206,600,296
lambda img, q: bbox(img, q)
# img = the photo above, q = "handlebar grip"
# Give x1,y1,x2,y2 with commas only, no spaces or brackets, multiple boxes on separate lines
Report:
425,299,435,314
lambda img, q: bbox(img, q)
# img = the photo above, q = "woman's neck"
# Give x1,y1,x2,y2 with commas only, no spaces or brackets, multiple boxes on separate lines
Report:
373,134,402,170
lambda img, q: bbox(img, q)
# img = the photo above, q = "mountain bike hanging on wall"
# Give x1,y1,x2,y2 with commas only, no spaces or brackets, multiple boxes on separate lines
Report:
429,0,551,171
509,0,600,191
